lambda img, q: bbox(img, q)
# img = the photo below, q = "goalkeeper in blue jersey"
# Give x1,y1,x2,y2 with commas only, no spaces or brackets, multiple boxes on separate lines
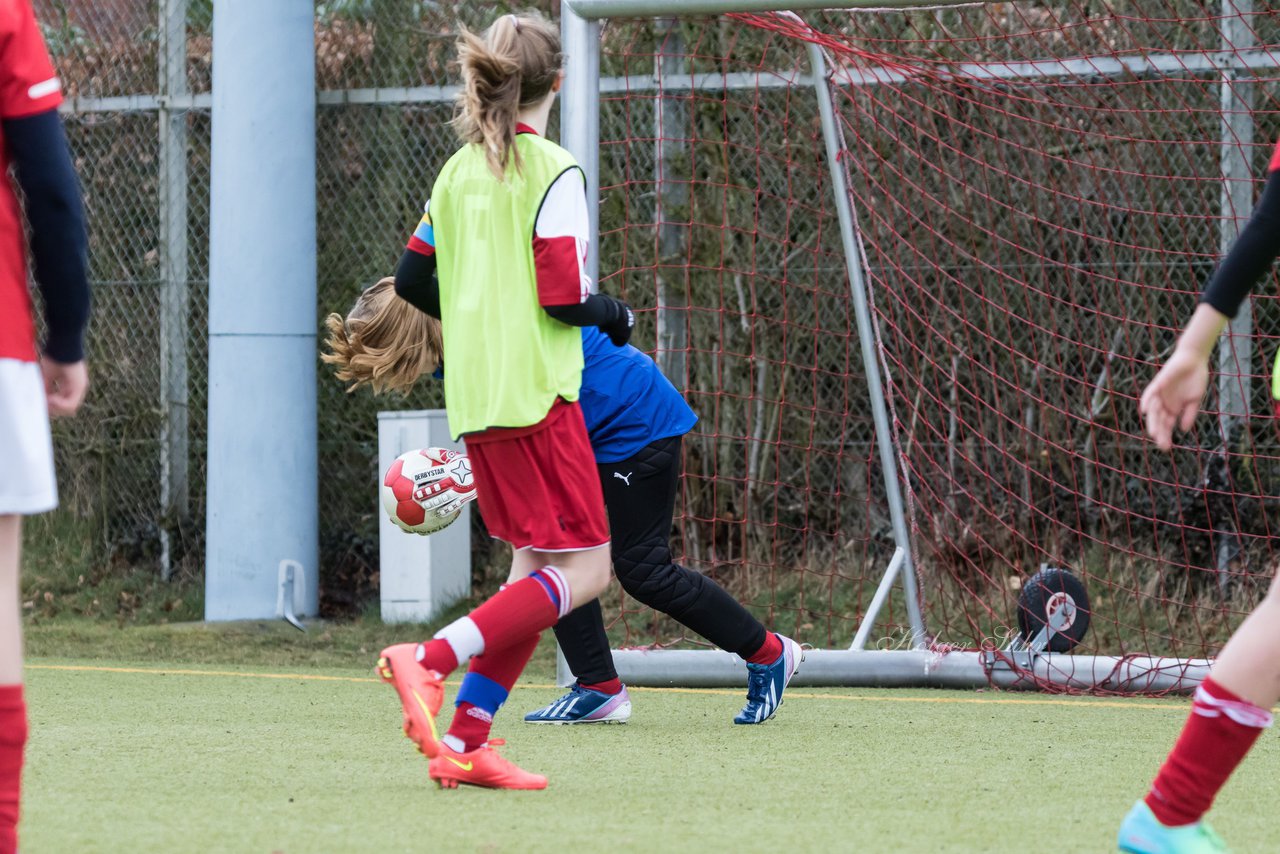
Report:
519,324,802,725
324,277,802,726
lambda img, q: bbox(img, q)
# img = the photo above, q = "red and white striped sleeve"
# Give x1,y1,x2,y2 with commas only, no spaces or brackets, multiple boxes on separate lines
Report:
533,167,593,307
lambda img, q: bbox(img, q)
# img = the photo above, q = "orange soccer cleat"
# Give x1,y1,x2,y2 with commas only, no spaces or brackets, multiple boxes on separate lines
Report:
428,739,548,790
376,643,445,758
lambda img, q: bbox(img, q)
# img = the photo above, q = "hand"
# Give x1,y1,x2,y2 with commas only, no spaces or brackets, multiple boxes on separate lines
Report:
415,476,478,519
411,450,478,520
1139,347,1209,451
600,296,634,347
42,358,88,417
426,488,477,520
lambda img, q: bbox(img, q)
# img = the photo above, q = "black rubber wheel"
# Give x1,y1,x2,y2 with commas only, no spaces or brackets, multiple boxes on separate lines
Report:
1017,567,1090,653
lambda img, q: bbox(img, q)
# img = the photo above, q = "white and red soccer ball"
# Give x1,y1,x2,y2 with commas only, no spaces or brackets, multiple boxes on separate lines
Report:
381,447,477,535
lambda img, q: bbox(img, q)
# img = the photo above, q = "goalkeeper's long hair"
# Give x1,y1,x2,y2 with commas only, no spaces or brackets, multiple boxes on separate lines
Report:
322,277,442,395
453,11,562,181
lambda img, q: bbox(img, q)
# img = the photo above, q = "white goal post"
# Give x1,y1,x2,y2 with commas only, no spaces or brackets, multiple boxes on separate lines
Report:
556,0,1252,693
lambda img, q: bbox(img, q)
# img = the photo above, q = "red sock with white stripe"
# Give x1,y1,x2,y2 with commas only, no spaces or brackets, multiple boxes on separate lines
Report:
0,684,27,854
445,632,543,753
416,567,571,676
1145,677,1273,826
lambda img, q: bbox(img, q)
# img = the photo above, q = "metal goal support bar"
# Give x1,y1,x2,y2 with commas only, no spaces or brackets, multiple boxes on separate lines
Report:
610,649,1211,694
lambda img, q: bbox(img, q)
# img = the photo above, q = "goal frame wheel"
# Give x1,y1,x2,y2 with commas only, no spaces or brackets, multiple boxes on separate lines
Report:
1016,566,1090,653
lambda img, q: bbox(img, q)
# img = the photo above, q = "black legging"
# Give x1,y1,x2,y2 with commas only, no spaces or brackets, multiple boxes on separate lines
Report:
552,435,768,684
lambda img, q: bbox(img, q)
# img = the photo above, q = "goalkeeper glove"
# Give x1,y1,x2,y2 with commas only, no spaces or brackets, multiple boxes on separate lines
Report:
597,294,635,347
408,449,479,523
544,293,635,347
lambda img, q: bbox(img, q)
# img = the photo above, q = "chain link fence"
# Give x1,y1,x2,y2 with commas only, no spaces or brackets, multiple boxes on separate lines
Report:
41,0,861,626
38,1,206,579
34,1,914,634
36,1,1280,651
39,1,556,614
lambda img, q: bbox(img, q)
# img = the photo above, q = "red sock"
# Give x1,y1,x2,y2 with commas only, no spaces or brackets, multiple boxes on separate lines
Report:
1145,677,1273,826
0,685,28,854
417,567,569,676
744,632,783,666
580,678,623,696
447,632,542,752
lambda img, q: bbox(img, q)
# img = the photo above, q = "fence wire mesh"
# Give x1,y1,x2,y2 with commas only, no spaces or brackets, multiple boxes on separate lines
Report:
40,0,551,613
36,1,1280,658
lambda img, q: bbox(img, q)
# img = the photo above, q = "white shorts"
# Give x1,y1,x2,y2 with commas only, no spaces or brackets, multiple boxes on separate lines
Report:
0,358,56,515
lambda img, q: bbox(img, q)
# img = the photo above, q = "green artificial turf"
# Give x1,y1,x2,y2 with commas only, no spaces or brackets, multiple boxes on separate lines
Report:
18,650,1280,853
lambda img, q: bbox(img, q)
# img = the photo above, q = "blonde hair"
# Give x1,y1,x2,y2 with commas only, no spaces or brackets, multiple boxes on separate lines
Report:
322,277,443,395
453,11,563,180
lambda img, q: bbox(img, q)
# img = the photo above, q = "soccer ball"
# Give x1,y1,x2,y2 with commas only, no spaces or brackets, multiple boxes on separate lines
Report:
381,447,476,535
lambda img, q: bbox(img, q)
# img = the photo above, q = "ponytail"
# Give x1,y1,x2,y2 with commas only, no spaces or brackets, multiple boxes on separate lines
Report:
453,12,563,181
455,27,523,180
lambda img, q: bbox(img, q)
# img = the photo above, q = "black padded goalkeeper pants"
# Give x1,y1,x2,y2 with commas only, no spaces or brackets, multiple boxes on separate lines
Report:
552,434,769,685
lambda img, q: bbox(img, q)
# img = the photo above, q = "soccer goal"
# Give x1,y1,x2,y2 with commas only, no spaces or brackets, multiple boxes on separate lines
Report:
558,0,1280,694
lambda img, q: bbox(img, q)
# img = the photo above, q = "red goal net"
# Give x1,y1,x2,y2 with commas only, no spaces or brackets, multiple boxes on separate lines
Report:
593,2,1280,673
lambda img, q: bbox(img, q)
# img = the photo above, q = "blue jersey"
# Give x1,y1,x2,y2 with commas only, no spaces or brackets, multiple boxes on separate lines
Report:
578,327,697,464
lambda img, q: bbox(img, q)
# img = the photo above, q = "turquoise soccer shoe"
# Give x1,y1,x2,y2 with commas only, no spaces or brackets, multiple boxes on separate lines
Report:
1117,801,1229,854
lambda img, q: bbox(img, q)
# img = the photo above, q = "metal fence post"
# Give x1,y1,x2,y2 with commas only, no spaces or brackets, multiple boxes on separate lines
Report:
1215,0,1255,591
158,0,189,580
1217,0,1255,441
654,18,688,390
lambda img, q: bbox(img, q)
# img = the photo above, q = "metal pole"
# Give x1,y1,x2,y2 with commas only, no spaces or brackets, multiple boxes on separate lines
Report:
808,41,927,647
1217,0,1254,444
561,5,601,285
654,18,689,390
206,0,318,620
849,548,904,650
609,648,1210,693
158,0,189,580
557,2,602,686
1214,0,1255,593
568,0,980,18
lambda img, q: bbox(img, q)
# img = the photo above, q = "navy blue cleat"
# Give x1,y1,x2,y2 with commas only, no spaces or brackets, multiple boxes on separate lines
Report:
524,683,632,724
734,634,803,725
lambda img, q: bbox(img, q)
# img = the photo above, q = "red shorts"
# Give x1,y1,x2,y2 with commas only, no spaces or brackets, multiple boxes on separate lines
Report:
463,399,609,552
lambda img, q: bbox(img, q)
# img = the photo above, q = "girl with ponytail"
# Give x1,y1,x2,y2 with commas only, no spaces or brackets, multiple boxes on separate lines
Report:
371,10,635,791
452,13,562,181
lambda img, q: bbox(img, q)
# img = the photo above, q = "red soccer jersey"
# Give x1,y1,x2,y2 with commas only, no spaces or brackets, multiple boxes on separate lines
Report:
0,1,62,362
1270,138,1280,174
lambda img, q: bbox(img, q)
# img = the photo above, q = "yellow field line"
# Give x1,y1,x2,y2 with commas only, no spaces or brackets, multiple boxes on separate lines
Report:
28,664,373,683
27,662,1197,710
